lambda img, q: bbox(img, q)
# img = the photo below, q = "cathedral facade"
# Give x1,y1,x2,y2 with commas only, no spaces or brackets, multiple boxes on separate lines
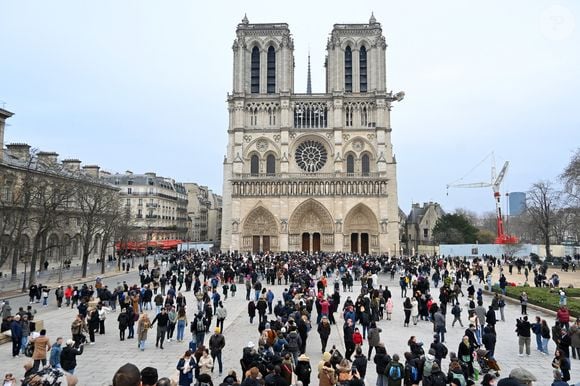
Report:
221,15,402,255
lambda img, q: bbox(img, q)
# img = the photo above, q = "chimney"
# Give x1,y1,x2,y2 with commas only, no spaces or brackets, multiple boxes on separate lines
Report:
6,143,31,161
62,159,82,171
0,108,15,161
145,172,156,177
37,151,59,165
82,165,100,178
125,170,133,175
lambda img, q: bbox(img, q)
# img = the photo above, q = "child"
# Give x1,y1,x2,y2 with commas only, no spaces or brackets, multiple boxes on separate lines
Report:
352,327,363,347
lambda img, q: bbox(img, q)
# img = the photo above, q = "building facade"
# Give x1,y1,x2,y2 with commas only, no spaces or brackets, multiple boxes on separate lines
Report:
221,15,402,254
184,183,222,245
104,172,189,243
0,108,118,275
405,202,445,252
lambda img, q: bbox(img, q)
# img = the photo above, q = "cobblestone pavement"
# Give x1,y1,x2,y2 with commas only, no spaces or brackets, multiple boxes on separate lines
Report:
1,271,579,385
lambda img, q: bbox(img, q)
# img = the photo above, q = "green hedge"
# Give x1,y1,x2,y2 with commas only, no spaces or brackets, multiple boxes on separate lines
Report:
491,286,580,319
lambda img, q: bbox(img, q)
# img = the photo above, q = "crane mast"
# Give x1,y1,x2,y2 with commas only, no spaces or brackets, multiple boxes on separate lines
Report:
446,157,518,244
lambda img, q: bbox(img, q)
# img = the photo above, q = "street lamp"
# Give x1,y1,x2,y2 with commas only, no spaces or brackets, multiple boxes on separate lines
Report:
20,253,31,293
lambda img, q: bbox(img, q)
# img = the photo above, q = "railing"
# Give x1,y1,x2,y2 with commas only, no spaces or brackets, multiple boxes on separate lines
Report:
146,203,159,208
234,172,384,180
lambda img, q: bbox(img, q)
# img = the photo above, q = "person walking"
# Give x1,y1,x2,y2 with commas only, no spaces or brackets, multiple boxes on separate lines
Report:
209,327,225,375
151,306,169,349
248,301,256,324
137,313,151,351
318,315,331,353
49,337,63,369
541,319,552,355
367,321,382,360
403,298,412,327
570,318,580,359
519,292,528,315
215,301,227,334
451,302,464,328
97,304,107,335
458,335,475,379
117,308,129,341
433,307,446,343
410,297,419,325
30,329,51,372
385,298,394,320
60,339,83,375
516,316,532,356
343,319,355,361
10,315,22,358
87,307,99,344
175,307,187,343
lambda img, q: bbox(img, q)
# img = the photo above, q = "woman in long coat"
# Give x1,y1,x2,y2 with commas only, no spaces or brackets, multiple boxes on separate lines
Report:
137,313,151,351
177,350,196,386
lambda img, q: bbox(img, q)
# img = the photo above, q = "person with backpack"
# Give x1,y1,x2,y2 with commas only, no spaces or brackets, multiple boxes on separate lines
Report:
343,319,356,361
287,329,302,365
374,343,391,386
403,298,412,327
403,351,422,386
385,353,404,386
451,302,464,328
447,357,467,386
422,362,447,386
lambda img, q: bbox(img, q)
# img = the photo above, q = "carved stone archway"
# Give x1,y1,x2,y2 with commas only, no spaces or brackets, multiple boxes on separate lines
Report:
242,206,279,252
288,199,334,252
343,203,379,254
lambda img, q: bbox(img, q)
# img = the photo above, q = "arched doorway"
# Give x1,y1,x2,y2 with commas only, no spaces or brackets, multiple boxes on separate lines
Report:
344,203,379,254
288,199,334,252
242,206,279,252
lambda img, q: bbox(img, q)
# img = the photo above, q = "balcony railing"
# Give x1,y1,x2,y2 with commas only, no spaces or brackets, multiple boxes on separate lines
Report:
233,171,384,180
146,203,159,208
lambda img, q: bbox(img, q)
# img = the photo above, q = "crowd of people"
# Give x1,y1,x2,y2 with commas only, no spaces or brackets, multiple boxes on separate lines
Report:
1,251,579,386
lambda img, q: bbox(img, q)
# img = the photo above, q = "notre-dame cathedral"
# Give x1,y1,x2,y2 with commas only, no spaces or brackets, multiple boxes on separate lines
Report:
221,14,403,255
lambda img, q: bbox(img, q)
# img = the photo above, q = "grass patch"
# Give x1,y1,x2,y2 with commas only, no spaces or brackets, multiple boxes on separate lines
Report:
491,286,580,318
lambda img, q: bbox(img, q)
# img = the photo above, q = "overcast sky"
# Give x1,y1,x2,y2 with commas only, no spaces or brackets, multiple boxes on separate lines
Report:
1,1,578,216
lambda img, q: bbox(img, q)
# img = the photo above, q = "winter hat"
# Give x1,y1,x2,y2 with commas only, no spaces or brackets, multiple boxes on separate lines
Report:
298,354,310,361
509,367,537,382
247,341,255,348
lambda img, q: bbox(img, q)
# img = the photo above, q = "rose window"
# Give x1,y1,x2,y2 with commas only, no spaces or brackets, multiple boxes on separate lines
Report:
295,140,327,172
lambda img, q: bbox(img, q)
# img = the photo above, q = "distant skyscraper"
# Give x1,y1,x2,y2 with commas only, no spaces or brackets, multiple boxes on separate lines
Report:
508,192,526,216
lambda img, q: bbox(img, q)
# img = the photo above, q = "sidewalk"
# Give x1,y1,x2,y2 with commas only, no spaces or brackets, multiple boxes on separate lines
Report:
0,261,131,300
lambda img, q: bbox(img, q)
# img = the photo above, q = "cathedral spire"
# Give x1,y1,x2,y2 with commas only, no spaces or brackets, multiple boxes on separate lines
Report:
306,51,312,95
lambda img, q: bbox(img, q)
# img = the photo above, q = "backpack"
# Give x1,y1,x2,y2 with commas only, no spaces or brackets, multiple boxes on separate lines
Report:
287,334,299,352
452,304,461,316
423,359,434,377
24,341,34,357
452,372,466,386
409,365,420,383
429,372,447,386
196,318,205,332
387,364,402,381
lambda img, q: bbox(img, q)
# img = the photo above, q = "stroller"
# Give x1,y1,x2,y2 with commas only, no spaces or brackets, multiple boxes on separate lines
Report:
476,349,500,377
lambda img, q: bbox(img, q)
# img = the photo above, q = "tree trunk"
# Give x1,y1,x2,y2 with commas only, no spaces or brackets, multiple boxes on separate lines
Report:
10,246,20,280
545,233,551,258
29,235,42,286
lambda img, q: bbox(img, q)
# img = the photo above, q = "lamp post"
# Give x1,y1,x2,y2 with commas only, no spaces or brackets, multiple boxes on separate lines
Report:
20,253,31,293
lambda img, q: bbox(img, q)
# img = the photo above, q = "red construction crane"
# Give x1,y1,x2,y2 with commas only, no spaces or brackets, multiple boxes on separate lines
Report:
446,155,518,244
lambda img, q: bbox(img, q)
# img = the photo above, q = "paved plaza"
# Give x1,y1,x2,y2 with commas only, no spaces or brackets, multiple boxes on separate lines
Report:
1,268,579,385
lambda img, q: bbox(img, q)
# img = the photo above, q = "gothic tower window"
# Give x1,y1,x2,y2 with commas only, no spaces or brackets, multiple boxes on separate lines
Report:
268,107,276,126
345,46,352,92
251,46,260,94
267,46,276,94
361,106,368,127
345,105,353,127
362,154,370,175
250,154,259,176
346,154,355,174
360,46,367,92
250,107,258,126
266,154,276,175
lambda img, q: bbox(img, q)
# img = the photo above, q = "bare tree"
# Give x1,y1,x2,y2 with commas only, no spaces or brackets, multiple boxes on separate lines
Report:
27,175,71,285
98,189,124,274
561,148,580,201
526,181,561,258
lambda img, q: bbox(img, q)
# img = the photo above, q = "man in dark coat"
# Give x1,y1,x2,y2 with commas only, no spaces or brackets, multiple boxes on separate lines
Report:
10,315,23,357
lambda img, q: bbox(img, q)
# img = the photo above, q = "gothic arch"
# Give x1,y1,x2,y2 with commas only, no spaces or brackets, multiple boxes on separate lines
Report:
244,137,280,159
344,203,379,234
288,199,334,234
242,206,278,236
343,136,377,158
290,134,334,159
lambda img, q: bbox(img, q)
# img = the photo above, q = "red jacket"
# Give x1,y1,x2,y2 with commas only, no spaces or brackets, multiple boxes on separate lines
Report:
557,308,570,323
352,331,363,345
